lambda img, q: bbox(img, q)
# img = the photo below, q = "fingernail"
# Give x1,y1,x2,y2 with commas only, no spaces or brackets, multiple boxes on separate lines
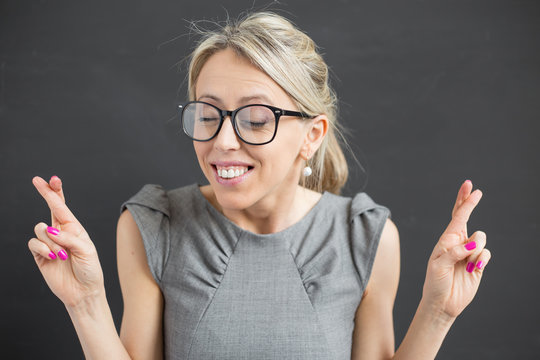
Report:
47,226,60,236
476,261,484,269
465,179,471,184
50,175,59,181
464,241,476,251
48,251,57,260
58,249,68,260
466,262,475,273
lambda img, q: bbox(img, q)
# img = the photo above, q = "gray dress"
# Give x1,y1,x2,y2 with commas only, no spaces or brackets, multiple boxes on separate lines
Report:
119,183,391,360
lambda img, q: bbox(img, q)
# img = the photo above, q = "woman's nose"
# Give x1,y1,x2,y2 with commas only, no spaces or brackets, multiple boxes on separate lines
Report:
213,116,241,151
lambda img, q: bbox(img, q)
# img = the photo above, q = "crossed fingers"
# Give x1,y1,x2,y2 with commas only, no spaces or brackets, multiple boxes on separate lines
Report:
431,180,484,262
444,182,483,241
32,176,78,228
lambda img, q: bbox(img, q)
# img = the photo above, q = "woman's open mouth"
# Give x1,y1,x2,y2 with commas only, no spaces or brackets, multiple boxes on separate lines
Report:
211,164,254,185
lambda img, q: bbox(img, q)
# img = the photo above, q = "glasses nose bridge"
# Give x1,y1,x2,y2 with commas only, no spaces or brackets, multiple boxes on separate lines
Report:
218,109,239,132
215,109,240,142
220,109,235,123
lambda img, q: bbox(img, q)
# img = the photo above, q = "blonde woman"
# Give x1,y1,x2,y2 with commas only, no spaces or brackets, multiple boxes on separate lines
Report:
29,11,491,360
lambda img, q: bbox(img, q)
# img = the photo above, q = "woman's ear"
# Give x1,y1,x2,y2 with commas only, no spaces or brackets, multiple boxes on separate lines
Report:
303,114,329,155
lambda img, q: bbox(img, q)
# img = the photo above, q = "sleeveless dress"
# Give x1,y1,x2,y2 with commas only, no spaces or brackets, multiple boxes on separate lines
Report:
119,183,392,360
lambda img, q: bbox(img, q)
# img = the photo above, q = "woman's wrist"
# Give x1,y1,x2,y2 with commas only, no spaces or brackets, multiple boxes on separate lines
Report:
417,298,457,329
64,290,131,360
392,299,456,360
65,289,109,321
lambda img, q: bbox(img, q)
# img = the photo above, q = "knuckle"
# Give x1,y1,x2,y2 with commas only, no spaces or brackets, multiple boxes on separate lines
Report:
474,231,487,249
471,231,487,247
474,230,487,239
427,260,438,271
450,245,462,259
34,222,47,235
28,238,37,249
435,243,448,255
428,257,442,270
453,212,469,222
29,237,47,252
75,227,84,238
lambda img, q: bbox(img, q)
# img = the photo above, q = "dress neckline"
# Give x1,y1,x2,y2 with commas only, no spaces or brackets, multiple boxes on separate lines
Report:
192,183,330,239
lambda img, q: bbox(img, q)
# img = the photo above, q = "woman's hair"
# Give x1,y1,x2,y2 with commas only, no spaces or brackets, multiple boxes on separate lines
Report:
187,11,349,194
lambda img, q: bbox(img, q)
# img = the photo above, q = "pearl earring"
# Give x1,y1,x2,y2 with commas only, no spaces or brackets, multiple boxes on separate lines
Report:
303,149,312,177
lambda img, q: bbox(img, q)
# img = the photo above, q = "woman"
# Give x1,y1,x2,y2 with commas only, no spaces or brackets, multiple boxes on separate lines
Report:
28,11,491,360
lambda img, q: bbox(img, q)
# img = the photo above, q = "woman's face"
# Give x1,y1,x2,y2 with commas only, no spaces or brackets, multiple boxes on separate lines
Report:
193,48,313,211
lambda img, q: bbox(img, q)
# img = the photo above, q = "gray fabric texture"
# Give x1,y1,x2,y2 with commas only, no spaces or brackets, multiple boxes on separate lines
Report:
119,183,391,360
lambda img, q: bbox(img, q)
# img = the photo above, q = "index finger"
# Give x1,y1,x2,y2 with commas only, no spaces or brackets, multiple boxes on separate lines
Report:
443,188,483,237
32,176,79,227
452,180,472,217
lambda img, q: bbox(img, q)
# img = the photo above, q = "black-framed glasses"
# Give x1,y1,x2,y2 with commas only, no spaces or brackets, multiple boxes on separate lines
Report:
178,101,315,145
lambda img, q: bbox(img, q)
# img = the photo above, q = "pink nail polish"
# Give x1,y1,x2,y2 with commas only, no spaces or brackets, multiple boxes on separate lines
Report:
465,179,471,184
58,249,68,260
48,251,57,260
464,241,476,251
466,262,475,273
476,261,483,269
47,226,60,236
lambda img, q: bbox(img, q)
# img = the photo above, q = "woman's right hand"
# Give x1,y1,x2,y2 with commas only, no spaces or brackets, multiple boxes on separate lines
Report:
28,175,105,309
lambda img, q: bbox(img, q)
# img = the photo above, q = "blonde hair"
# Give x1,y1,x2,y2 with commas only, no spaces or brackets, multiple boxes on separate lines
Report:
186,11,349,194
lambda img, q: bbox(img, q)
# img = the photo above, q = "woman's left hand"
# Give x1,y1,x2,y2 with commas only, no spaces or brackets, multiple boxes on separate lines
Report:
422,180,492,320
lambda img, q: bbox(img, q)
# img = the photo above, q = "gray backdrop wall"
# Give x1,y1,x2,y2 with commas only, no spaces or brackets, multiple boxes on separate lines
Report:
2,0,539,358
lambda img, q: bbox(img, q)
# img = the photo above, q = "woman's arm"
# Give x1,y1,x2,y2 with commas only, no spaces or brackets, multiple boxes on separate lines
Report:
28,176,132,359
351,218,400,360
391,300,454,359
65,292,132,360
64,205,164,360
116,209,164,359
392,181,491,359
352,181,491,360
351,218,456,360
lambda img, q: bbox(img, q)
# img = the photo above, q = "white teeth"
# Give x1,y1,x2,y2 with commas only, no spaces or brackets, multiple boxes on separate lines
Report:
216,166,249,179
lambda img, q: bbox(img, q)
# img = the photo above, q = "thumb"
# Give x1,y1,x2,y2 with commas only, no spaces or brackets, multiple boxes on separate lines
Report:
44,223,93,256
435,237,478,270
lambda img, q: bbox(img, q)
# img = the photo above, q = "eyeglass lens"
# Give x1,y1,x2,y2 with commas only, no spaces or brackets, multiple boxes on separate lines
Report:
182,102,276,144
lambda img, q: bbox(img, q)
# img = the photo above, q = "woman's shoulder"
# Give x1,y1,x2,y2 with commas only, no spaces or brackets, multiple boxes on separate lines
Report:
323,189,392,221
167,182,201,197
119,183,202,217
166,183,207,212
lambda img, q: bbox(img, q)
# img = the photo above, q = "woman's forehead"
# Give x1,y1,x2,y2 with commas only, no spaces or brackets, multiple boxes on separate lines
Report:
195,50,291,107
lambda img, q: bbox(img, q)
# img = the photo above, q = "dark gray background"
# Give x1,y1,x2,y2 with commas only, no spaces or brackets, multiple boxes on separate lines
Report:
2,0,539,358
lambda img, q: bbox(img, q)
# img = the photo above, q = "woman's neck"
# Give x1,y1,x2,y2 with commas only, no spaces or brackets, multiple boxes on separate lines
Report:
199,184,322,235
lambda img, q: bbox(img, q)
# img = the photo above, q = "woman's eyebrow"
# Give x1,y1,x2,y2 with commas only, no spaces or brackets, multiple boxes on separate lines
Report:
197,93,274,105
197,94,221,102
239,94,274,104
